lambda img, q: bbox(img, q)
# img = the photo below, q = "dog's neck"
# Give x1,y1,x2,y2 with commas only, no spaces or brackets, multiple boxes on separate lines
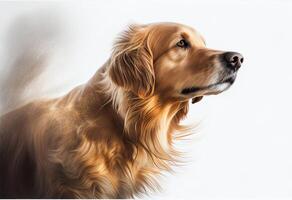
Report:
84,62,190,166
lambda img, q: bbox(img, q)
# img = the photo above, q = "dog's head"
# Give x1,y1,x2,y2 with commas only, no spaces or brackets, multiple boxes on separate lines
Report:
109,22,243,103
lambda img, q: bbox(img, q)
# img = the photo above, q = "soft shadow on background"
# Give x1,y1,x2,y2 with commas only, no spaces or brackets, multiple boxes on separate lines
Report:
0,0,291,199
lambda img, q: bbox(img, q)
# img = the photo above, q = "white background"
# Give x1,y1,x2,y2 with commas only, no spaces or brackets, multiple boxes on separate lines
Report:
0,1,292,199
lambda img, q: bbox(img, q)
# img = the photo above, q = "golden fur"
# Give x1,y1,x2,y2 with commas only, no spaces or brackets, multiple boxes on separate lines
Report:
0,22,242,198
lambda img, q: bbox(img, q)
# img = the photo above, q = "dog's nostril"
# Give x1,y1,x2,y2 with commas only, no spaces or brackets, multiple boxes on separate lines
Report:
223,52,244,70
231,56,239,63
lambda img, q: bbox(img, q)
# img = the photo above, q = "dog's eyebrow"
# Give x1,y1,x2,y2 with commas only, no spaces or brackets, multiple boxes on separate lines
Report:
180,32,190,40
182,30,206,46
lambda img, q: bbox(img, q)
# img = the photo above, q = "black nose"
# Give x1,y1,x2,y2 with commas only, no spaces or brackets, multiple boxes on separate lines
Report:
223,52,244,71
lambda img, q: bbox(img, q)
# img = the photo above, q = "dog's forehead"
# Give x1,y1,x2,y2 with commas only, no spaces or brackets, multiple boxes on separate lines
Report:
150,23,205,46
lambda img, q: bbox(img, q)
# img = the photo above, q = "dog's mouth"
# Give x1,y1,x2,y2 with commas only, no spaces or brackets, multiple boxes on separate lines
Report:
181,74,237,97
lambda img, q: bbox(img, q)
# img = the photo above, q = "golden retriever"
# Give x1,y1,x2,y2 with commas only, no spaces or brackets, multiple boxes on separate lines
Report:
0,22,243,198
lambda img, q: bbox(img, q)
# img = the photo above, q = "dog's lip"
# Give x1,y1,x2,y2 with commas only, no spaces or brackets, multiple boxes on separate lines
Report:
181,74,236,95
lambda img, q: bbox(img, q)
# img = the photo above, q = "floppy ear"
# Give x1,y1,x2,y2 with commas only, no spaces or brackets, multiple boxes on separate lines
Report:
109,25,155,98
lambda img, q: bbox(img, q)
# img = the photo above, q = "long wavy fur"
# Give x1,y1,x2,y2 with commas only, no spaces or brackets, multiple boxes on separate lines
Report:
0,24,193,198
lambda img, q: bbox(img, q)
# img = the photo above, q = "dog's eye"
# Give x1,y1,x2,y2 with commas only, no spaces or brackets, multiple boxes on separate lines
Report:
176,39,189,48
